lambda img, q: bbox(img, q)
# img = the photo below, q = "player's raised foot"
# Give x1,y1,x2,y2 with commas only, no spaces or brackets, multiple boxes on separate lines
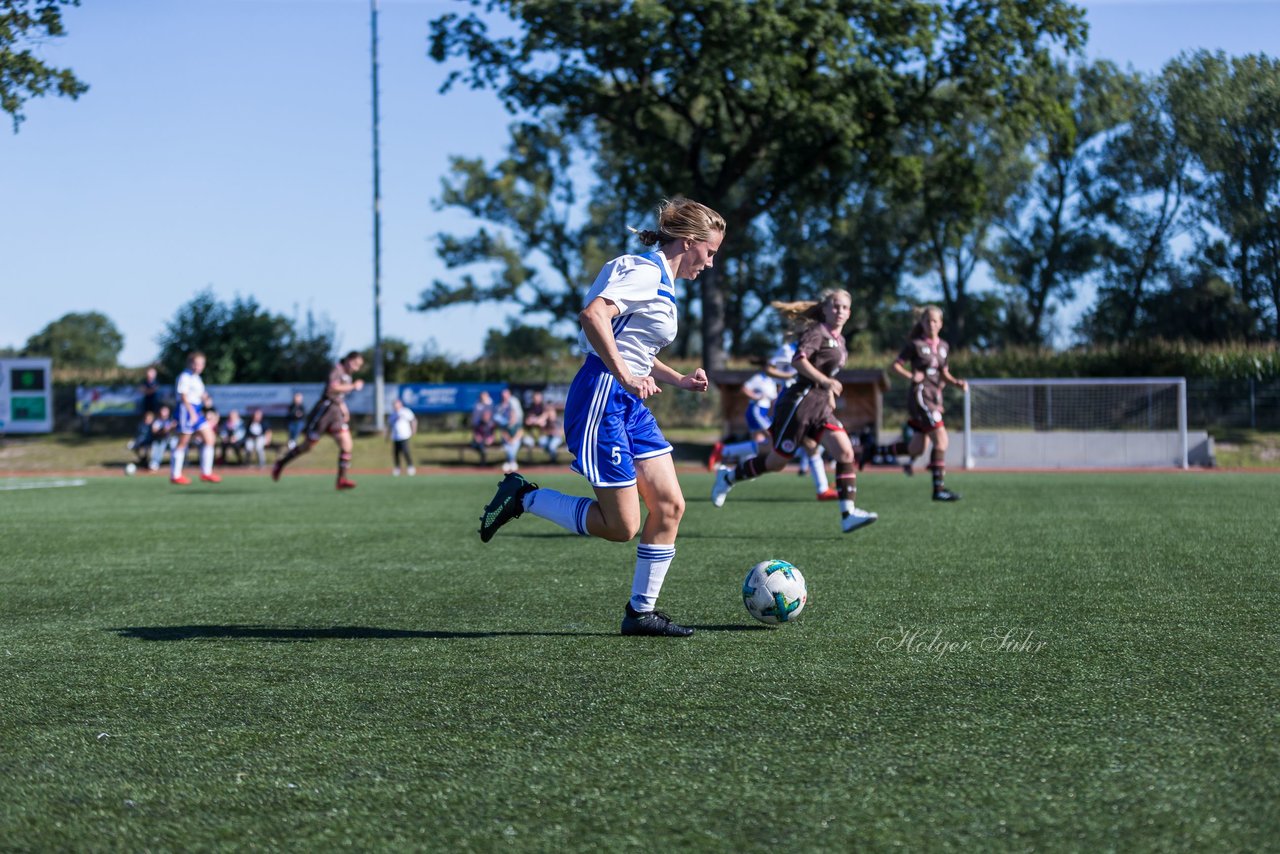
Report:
170,475,191,486
620,604,694,638
710,466,735,508
841,507,878,534
706,441,723,471
933,489,961,502
200,473,221,483
478,472,538,543
271,460,284,482
336,477,357,491
902,463,914,477
816,488,839,501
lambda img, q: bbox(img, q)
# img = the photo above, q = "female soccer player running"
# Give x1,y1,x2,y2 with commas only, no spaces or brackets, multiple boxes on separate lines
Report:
710,291,878,534
884,305,968,500
477,198,723,638
272,351,365,490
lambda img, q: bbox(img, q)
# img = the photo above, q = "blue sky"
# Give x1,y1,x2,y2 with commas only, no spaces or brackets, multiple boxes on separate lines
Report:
2,0,1278,367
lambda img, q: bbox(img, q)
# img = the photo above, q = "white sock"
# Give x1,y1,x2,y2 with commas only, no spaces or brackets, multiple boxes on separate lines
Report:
809,451,829,492
171,447,185,479
722,440,756,460
522,488,592,535
839,499,855,515
200,444,214,476
629,543,676,612
505,439,520,465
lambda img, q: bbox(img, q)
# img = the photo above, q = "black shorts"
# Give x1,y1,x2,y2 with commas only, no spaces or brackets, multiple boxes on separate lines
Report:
769,386,844,457
304,399,348,441
907,384,945,433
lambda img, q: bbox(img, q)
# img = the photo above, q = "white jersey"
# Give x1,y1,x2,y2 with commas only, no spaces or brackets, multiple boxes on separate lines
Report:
769,342,798,381
176,369,206,406
390,407,416,441
577,251,677,378
743,371,779,406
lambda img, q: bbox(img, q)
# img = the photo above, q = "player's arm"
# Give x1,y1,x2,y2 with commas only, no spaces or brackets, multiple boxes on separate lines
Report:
579,296,660,399
891,358,921,384
794,353,842,398
650,357,708,393
942,367,968,391
330,376,364,395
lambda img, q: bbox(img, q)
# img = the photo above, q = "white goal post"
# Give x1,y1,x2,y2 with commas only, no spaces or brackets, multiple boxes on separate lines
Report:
960,378,1201,470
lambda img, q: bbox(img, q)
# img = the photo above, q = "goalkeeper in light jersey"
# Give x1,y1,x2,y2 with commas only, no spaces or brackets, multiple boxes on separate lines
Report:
476,197,723,638
875,305,968,501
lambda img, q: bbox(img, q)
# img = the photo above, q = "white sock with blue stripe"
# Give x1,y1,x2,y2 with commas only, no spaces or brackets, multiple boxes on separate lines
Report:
629,543,676,613
521,488,593,535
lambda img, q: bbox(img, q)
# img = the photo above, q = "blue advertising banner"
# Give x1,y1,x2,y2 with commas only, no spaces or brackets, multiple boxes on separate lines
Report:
396,383,508,414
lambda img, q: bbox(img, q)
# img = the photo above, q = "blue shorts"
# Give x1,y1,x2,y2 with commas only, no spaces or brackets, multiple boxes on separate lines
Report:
177,404,207,435
564,354,672,488
746,402,772,433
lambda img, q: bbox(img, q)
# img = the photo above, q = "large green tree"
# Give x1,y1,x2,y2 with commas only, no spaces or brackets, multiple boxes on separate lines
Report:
988,61,1132,345
426,0,1086,366
1,0,88,131
907,85,1035,348
1079,67,1191,343
156,290,338,384
1166,51,1280,339
23,310,123,368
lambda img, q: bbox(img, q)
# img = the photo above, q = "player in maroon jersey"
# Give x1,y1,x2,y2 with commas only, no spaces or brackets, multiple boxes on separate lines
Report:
710,289,878,534
874,305,968,500
272,351,365,490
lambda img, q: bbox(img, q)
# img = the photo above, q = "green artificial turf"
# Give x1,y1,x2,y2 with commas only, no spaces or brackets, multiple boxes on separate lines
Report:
0,470,1276,851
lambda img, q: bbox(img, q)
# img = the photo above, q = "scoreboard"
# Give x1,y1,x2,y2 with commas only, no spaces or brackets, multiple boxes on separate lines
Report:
0,358,53,433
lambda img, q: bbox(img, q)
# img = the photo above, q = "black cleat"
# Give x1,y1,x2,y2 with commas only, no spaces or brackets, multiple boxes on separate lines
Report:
478,472,538,542
933,488,961,502
620,604,694,637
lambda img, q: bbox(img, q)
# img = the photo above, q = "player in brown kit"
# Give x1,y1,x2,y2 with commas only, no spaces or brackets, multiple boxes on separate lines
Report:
865,305,967,500
272,351,365,490
710,289,878,534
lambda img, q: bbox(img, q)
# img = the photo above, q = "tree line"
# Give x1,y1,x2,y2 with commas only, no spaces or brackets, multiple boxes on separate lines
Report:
7,2,1278,376
419,1,1280,366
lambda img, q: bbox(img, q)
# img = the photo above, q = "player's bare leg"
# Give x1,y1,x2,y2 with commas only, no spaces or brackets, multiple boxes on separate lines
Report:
620,455,692,637
197,424,220,483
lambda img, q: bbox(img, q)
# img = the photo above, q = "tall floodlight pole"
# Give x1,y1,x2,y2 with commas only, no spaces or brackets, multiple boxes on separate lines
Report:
370,0,386,431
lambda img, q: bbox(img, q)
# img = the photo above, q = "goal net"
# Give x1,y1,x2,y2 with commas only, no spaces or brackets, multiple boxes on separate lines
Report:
960,378,1193,469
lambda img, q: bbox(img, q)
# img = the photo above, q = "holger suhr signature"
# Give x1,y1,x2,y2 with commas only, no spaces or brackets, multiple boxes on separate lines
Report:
876,626,1047,660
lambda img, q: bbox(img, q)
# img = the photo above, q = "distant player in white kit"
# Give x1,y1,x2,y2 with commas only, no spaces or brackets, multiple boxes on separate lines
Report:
170,351,221,485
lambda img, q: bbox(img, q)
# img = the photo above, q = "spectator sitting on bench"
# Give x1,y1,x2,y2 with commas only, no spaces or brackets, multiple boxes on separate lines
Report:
523,390,563,463
127,411,156,463
147,405,177,471
471,407,497,465
244,408,273,469
218,409,248,465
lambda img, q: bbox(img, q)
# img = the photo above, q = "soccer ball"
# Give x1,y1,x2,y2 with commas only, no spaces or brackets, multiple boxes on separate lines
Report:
124,463,137,476
742,559,808,625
